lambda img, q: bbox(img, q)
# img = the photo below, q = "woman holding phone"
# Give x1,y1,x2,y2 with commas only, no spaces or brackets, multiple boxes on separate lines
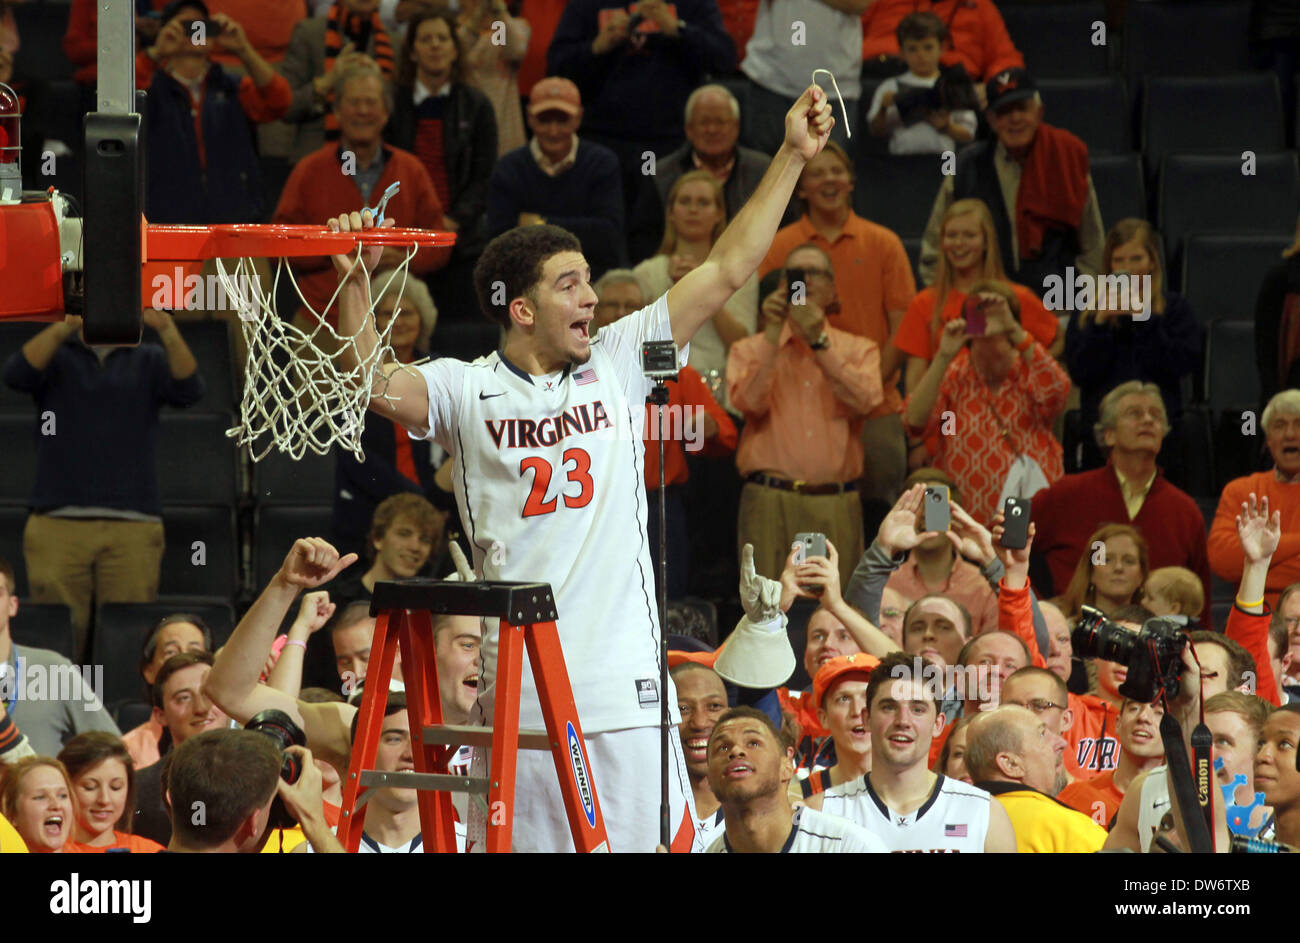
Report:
893,199,1063,468
902,280,1071,526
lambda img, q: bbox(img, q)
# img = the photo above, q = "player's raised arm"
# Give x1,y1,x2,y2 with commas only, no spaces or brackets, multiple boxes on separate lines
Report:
666,85,835,350
332,211,434,437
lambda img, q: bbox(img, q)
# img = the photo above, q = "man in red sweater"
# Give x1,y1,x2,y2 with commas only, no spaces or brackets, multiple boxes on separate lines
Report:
1031,380,1211,606
1209,390,1300,608
274,59,449,326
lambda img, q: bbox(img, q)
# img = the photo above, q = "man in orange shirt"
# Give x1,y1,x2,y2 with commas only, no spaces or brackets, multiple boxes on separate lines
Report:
757,143,914,508
728,243,883,587
1058,696,1164,828
593,270,737,597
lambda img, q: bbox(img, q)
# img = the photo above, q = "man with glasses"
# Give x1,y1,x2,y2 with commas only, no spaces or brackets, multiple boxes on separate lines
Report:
1030,379,1212,601
728,243,883,586
1001,666,1121,784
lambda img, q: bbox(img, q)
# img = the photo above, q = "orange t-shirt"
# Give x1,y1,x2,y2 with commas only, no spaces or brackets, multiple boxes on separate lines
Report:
1066,693,1121,781
1057,769,1123,828
759,212,916,419
65,831,165,854
893,282,1059,363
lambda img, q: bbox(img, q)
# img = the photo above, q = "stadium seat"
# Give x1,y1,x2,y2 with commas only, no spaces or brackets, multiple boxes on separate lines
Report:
0,413,38,507
1181,233,1293,325
0,323,42,413
158,412,239,506
1142,74,1285,182
160,505,240,597
113,700,154,732
252,449,335,505
1209,600,1233,634
0,506,30,594
1037,77,1131,155
253,505,335,588
999,2,1111,77
853,154,942,238
1088,153,1147,231
1165,405,1216,501
1123,2,1252,80
11,1,74,82
146,320,237,413
430,321,500,363
92,599,236,709
1204,319,1267,490
1158,153,1300,272
10,603,75,660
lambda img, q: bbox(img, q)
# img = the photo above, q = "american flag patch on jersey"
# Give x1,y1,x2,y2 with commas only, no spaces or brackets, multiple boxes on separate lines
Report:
573,367,597,386
945,824,967,837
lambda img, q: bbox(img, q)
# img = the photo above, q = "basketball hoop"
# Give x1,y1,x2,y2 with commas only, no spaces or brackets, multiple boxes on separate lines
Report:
144,222,455,462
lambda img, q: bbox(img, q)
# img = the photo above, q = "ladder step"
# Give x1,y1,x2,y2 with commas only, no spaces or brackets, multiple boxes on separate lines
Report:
359,770,490,795
423,724,553,751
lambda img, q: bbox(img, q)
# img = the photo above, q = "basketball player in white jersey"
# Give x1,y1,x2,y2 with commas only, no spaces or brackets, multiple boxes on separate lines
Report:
705,707,887,853
330,87,838,852
806,651,1018,852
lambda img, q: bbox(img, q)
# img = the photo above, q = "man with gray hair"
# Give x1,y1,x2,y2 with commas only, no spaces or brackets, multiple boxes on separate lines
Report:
967,704,1107,851
1031,379,1211,602
1211,388,1300,605
918,67,1104,295
628,84,777,262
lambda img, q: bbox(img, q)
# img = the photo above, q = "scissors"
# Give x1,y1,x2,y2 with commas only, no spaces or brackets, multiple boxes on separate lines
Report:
364,181,401,224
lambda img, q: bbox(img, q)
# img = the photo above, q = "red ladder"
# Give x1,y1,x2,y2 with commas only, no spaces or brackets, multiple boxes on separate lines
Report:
336,579,610,853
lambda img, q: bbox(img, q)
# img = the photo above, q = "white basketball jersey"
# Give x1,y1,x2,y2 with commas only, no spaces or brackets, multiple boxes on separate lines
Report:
706,806,888,853
413,297,686,733
821,774,992,852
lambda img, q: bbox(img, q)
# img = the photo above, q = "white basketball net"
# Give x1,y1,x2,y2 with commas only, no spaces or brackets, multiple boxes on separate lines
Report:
213,246,420,462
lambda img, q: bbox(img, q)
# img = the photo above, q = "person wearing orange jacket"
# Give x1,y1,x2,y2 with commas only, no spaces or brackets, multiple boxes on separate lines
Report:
992,511,1121,781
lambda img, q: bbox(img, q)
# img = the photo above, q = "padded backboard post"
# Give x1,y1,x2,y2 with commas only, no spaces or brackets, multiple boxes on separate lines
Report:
82,0,141,344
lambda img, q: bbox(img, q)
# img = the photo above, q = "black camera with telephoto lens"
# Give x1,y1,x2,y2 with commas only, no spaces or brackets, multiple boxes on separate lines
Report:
246,709,306,830
1071,606,1187,702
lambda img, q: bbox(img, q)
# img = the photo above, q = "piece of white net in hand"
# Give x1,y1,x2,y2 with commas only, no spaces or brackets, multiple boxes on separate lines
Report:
215,249,420,462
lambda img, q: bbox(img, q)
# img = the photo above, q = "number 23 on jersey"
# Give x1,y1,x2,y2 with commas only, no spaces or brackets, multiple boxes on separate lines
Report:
520,448,594,517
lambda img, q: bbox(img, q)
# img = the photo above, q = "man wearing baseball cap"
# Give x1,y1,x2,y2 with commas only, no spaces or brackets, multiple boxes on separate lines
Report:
486,75,628,276
917,66,1104,301
792,653,879,800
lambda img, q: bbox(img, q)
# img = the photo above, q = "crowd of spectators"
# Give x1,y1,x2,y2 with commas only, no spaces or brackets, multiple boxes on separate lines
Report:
1,0,1299,855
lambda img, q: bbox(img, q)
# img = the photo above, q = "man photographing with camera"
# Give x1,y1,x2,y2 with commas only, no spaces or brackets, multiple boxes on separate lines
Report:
165,729,343,853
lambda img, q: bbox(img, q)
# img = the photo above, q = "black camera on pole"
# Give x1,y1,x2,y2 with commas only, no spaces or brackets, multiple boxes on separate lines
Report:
245,709,306,830
1071,606,1188,702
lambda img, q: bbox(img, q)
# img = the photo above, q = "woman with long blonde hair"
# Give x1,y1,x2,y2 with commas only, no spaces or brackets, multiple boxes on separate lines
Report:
893,198,1063,468
1065,218,1201,473
633,169,757,411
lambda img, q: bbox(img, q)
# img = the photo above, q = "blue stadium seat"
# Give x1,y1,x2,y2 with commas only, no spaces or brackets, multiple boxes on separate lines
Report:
0,413,38,507
158,412,239,505
1142,74,1285,181
1123,2,1252,80
999,2,1112,77
1038,76,1131,154
252,449,335,505
92,598,236,708
1204,319,1267,490
853,154,942,239
160,505,240,597
1181,233,1293,324
10,603,75,660
253,505,334,588
1089,153,1147,231
1158,153,1299,272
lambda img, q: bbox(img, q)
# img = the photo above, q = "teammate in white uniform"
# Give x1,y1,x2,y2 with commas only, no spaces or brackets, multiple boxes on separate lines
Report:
332,87,839,852
806,651,1017,852
704,706,887,853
